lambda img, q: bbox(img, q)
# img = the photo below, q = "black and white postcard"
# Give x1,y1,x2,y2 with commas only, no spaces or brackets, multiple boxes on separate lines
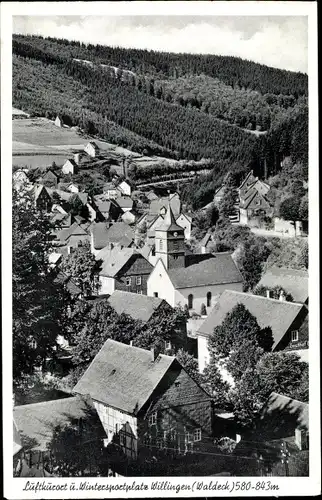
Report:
1,1,320,497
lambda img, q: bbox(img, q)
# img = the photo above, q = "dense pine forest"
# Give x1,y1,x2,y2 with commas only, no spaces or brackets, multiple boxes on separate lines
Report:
12,34,308,206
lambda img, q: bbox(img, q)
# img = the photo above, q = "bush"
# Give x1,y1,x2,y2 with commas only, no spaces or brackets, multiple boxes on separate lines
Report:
215,437,237,454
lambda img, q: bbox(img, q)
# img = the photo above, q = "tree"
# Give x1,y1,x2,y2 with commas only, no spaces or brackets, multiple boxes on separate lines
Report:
232,352,309,428
208,303,273,359
218,186,236,217
237,237,271,291
60,242,101,296
279,196,301,222
299,194,308,221
176,349,205,386
134,306,188,353
203,354,231,408
69,195,89,219
12,188,65,380
69,300,142,365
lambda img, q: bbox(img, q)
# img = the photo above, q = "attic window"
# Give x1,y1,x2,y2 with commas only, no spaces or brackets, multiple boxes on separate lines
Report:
291,330,299,342
148,412,157,426
194,428,202,442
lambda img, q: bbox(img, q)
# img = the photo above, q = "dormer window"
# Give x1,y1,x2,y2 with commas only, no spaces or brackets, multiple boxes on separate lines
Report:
148,411,157,426
291,330,299,342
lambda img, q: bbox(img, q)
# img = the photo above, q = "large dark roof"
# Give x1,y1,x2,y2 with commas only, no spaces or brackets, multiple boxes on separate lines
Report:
13,396,98,452
107,290,166,322
260,392,309,431
92,222,134,250
74,339,175,414
258,266,308,304
167,253,243,289
198,290,306,349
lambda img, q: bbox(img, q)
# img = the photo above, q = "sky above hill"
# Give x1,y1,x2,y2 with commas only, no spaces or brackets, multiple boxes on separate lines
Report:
13,15,308,73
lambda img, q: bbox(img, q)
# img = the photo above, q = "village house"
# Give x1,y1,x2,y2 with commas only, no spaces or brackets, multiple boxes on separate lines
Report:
67,183,79,193
176,213,192,240
55,221,91,249
114,196,134,213
13,395,106,476
40,169,60,188
140,243,157,267
103,182,122,200
74,339,226,463
107,290,175,324
97,247,153,295
196,290,308,373
91,221,135,256
138,211,192,245
61,159,78,175
33,185,52,212
117,179,132,197
149,192,181,216
238,171,273,227
84,141,100,158
198,232,215,254
54,115,64,128
258,267,309,305
213,185,226,207
147,207,243,314
93,199,122,222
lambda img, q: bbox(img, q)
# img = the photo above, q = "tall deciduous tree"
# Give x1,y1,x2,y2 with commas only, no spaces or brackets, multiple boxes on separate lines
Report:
60,242,101,296
232,352,309,427
13,188,65,380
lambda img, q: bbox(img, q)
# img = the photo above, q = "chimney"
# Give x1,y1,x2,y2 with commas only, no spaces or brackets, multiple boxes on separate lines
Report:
279,290,286,301
150,347,159,361
130,340,133,347
74,153,80,165
266,289,271,299
67,245,73,255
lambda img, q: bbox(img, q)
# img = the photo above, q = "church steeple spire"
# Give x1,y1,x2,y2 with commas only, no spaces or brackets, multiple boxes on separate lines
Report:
154,206,185,269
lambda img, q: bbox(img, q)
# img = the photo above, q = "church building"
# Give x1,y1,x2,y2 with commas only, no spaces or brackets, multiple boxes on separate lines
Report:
147,207,243,314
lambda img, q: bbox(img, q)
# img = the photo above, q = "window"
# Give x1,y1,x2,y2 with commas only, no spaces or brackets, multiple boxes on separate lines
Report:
30,339,37,349
119,432,126,447
154,292,158,298
136,276,142,286
156,438,164,449
207,291,212,308
186,432,194,443
188,294,194,310
126,277,131,286
138,290,143,295
164,340,172,351
291,330,299,342
148,412,157,426
159,239,163,251
194,428,202,442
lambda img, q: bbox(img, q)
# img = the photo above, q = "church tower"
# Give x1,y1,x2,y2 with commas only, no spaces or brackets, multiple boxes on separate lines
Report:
154,206,185,269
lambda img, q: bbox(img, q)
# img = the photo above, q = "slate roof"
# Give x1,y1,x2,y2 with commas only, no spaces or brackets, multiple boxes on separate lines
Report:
114,196,133,210
155,206,183,232
99,248,148,277
92,222,134,250
87,141,100,150
107,290,165,322
199,232,213,248
57,222,88,242
74,339,175,414
167,253,243,289
140,243,154,260
260,392,309,431
46,188,88,205
34,185,50,201
258,267,308,304
95,200,113,213
197,290,306,349
13,396,96,452
53,271,82,296
149,195,181,216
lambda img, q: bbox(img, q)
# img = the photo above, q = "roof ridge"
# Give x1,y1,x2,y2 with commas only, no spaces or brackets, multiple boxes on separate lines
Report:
269,391,308,406
14,395,79,409
225,290,303,306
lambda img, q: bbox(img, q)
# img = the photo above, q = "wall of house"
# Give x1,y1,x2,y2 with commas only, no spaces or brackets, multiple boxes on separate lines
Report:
137,366,217,455
274,217,304,237
119,182,131,196
147,260,176,306
115,255,153,295
66,234,90,248
93,400,138,459
275,308,308,351
174,281,244,315
99,276,116,295
176,215,192,240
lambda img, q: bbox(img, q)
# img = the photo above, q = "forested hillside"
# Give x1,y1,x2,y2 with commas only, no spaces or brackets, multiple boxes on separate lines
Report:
12,34,308,208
